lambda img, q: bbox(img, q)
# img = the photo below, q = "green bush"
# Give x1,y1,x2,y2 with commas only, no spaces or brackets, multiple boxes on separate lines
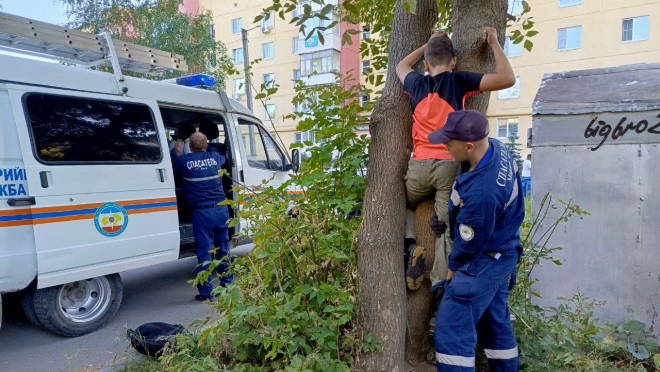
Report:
510,195,659,372
153,74,374,372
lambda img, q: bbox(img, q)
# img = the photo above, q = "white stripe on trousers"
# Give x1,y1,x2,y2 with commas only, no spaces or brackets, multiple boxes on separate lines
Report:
484,346,519,360
436,353,476,367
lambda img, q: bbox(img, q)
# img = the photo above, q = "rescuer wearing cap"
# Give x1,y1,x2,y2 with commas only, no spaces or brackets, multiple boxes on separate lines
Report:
428,110,524,372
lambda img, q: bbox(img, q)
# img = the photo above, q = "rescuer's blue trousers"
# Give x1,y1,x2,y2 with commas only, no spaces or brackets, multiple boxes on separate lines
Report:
434,250,520,372
192,205,233,298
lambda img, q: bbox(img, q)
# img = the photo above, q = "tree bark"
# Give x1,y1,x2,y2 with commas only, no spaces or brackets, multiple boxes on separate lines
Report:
452,0,509,112
405,200,437,363
356,1,438,371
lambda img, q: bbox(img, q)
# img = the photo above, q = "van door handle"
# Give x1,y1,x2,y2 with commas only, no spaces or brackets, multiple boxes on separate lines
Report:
7,197,36,207
156,168,166,182
39,171,49,188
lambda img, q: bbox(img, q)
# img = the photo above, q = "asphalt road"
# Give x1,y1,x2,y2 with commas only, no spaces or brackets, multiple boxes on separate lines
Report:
0,257,222,372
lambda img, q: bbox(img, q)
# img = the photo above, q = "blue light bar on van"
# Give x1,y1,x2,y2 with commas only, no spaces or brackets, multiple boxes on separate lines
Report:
175,74,217,88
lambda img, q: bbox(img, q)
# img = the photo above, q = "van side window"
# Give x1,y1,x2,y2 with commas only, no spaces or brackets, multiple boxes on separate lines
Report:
24,93,161,163
239,120,285,170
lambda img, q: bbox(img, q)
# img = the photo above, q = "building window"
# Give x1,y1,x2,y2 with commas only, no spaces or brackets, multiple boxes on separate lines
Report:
362,60,371,74
294,131,316,144
262,42,275,59
300,50,340,76
233,48,244,64
557,26,582,51
209,24,215,40
261,11,275,31
497,118,519,139
508,0,523,15
504,37,522,57
361,94,371,107
292,37,299,54
206,53,217,69
293,69,301,81
362,26,371,39
263,104,276,121
240,120,285,171
622,16,650,43
263,73,275,88
497,77,520,100
559,0,582,7
234,78,245,96
24,93,161,163
231,18,242,35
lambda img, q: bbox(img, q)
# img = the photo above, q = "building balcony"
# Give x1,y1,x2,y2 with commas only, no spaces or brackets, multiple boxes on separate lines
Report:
301,72,336,86
298,33,341,53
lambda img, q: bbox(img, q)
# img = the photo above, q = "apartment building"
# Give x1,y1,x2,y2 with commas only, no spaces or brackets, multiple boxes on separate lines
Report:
189,0,360,150
487,0,660,155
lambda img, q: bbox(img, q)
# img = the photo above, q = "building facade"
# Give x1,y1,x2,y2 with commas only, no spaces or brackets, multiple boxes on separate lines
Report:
195,0,361,150
487,0,660,155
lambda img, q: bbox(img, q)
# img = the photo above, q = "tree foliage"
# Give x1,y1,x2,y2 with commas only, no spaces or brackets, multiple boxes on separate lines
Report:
506,128,524,170
58,0,232,87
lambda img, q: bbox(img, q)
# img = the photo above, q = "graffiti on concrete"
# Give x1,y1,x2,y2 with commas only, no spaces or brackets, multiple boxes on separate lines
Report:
584,113,660,151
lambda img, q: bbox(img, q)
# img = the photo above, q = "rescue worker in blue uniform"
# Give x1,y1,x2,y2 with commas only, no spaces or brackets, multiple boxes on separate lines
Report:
427,110,525,372
171,131,234,301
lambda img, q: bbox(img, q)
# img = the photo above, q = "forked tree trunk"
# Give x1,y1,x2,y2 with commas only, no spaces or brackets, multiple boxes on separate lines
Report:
358,0,510,369
404,1,510,365
356,0,438,370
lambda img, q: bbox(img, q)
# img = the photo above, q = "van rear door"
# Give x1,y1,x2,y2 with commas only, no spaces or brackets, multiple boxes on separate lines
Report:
7,85,180,289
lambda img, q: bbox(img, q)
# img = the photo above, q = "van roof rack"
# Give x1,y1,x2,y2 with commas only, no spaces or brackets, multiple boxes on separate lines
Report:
0,11,188,76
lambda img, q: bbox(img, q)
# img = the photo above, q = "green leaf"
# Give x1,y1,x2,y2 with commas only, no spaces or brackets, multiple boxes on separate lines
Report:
342,2,358,14
317,31,325,46
526,30,539,37
522,0,532,13
623,319,646,333
524,39,533,52
628,342,650,360
402,0,417,14
523,20,535,30
342,31,353,46
653,353,660,368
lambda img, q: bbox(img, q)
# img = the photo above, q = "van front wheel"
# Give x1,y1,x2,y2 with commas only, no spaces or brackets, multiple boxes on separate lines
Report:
33,274,123,337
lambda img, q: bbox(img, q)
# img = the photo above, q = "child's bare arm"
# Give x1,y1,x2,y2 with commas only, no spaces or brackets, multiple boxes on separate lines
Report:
478,27,516,92
396,31,446,84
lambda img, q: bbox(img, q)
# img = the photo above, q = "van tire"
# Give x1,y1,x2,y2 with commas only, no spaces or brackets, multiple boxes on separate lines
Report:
33,274,123,337
20,286,44,329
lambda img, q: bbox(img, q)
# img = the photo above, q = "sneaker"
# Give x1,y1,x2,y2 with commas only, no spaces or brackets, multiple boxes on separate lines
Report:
195,294,217,302
405,243,426,291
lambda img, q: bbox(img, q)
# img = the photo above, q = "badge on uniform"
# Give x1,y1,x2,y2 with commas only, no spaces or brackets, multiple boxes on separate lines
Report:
459,224,474,241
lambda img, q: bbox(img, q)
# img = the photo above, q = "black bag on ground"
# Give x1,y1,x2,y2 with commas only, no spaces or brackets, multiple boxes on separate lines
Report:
127,322,187,357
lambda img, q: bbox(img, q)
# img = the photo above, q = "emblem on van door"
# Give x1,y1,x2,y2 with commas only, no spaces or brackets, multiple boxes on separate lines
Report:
94,202,129,237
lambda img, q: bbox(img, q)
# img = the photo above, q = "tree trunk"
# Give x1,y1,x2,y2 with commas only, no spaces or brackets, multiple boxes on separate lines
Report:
405,200,437,363
452,0,508,112
356,0,438,370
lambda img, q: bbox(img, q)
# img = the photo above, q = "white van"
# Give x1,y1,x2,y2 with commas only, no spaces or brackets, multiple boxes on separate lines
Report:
0,23,299,336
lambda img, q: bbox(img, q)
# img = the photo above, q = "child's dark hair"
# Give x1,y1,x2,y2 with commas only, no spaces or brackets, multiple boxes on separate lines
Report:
424,35,456,67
